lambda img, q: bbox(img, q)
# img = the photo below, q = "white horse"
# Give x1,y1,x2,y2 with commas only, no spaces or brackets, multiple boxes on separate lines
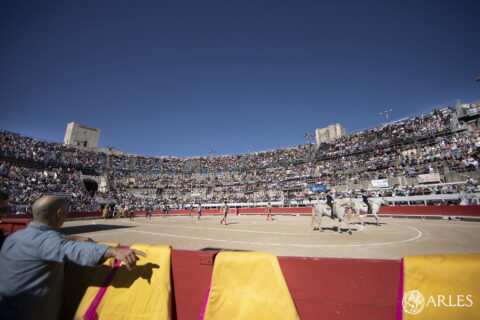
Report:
348,197,388,226
332,198,354,234
311,203,334,232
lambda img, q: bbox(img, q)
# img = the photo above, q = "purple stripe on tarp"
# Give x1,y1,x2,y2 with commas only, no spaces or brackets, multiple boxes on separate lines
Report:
396,258,404,320
83,259,122,320
198,279,212,320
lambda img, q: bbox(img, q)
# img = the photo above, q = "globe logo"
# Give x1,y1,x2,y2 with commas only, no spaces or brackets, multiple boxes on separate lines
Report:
402,290,426,315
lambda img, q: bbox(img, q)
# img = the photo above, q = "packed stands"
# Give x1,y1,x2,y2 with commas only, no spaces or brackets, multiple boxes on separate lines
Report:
1,104,479,212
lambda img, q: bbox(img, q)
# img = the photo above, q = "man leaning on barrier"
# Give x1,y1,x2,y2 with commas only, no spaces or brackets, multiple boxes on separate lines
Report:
0,195,147,320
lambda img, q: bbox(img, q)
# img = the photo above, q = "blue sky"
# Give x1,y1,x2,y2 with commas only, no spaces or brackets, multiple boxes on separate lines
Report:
1,0,479,157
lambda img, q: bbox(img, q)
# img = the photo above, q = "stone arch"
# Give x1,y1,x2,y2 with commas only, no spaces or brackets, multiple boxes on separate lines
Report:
83,179,98,196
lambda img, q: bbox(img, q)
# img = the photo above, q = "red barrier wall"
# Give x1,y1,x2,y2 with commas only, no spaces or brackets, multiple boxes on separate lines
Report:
151,209,220,216
4,211,102,220
163,205,479,217
6,205,478,220
171,250,216,320
379,205,480,217
0,218,30,235
278,256,400,320
238,207,312,214
67,211,103,219
169,249,401,320
150,207,311,216
4,213,33,219
5,207,476,319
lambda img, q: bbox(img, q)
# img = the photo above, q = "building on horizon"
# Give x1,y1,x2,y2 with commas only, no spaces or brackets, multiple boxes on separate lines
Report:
315,123,346,144
64,122,100,148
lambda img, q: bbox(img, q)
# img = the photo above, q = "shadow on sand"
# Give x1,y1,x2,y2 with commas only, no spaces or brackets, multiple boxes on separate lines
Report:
200,247,251,252
61,224,134,235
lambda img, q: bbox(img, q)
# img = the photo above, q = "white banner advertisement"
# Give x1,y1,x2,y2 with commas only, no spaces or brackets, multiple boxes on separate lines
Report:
418,173,441,183
371,179,389,188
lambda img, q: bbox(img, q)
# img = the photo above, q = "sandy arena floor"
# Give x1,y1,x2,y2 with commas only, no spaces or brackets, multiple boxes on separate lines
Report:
61,214,480,260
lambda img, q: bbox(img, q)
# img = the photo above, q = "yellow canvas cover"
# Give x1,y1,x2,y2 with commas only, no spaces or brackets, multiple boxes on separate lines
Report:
62,243,119,320
402,253,480,320
74,244,171,320
203,251,299,320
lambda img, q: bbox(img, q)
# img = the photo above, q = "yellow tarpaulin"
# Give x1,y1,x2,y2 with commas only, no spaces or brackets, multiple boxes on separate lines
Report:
73,244,171,320
62,243,119,320
203,251,299,320
402,253,480,320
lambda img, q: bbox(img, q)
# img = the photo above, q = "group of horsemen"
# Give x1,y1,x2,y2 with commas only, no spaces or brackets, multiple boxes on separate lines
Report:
102,205,132,219
102,204,156,219
99,190,385,234
311,189,386,234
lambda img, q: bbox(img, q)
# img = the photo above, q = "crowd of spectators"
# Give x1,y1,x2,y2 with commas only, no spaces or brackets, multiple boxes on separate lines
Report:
105,143,313,177
107,130,478,206
0,161,97,212
0,131,106,175
1,107,479,211
315,108,453,159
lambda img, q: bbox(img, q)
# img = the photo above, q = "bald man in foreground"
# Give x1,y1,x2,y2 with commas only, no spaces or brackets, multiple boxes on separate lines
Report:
0,196,146,320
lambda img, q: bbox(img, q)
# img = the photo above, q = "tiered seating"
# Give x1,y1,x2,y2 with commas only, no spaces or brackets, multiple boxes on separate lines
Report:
1,105,479,211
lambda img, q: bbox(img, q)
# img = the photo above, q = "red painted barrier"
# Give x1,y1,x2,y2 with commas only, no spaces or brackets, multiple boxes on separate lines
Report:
4,211,102,220
169,250,400,320
238,207,312,214
67,211,103,219
152,207,311,216
0,218,30,235
6,207,474,319
278,256,400,320
379,205,480,217
6,205,479,221
164,205,480,217
4,213,33,219
59,248,402,320
171,250,216,320
150,209,220,216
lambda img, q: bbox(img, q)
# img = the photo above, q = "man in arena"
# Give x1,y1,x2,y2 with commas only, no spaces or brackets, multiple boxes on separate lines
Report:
128,206,136,221
102,204,111,219
266,202,274,221
145,206,153,220
220,201,229,225
325,189,336,219
0,195,146,320
127,205,135,221
118,205,125,218
188,204,195,217
162,202,169,218
197,203,203,220
361,189,372,214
